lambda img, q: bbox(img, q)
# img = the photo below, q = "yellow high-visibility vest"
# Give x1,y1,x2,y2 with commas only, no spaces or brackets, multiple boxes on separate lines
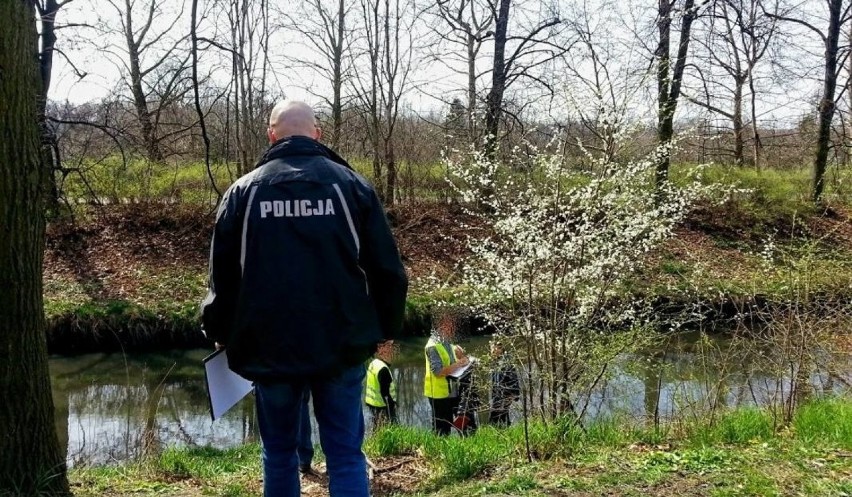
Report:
423,337,456,399
366,358,396,407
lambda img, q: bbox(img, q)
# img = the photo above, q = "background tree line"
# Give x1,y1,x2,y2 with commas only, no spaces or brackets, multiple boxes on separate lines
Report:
35,0,852,207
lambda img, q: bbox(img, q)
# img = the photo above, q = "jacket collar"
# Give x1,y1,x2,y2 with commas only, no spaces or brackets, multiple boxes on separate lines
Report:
255,135,353,170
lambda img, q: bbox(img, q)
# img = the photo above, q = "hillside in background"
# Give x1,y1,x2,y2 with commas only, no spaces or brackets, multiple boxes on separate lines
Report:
42,174,852,354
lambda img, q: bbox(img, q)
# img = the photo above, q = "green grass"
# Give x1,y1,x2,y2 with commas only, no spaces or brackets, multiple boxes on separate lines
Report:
364,424,432,456
72,446,263,497
688,407,776,446
156,445,260,479
59,156,850,213
59,156,450,206
793,398,852,449
60,157,235,204
69,396,852,496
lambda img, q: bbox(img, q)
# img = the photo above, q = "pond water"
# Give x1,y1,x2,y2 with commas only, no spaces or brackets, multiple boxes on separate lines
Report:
50,333,851,467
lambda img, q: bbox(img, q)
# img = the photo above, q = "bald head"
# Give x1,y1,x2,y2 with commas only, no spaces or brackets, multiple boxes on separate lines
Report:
267,100,321,143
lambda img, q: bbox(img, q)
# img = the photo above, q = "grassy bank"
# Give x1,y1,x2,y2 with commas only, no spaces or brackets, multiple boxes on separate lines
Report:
44,163,852,354
69,396,852,496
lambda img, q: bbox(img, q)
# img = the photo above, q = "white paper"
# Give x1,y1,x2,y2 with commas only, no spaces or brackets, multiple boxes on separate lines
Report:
448,356,477,379
203,349,254,421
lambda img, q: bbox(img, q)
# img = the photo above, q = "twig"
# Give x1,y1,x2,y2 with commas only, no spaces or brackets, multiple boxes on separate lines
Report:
372,457,417,474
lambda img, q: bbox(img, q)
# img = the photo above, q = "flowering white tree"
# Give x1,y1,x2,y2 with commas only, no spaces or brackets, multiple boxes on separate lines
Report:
448,140,724,421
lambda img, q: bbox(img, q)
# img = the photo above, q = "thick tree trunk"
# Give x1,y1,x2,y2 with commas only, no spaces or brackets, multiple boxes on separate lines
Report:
130,77,163,163
813,0,842,204
749,71,762,169
484,0,510,159
0,1,70,494
655,0,697,187
37,0,62,214
655,0,673,186
733,79,744,166
125,0,163,163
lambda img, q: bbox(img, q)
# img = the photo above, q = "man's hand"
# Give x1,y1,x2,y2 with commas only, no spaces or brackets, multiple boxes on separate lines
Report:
455,355,470,368
454,346,467,362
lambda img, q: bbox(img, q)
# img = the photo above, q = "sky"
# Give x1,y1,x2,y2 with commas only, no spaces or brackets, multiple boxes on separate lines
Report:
46,0,826,128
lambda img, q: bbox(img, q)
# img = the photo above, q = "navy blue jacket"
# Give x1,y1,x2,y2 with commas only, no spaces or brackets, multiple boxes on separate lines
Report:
200,136,408,381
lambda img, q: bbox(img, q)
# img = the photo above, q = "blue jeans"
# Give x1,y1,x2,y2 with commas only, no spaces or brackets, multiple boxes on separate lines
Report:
255,364,368,497
298,391,314,466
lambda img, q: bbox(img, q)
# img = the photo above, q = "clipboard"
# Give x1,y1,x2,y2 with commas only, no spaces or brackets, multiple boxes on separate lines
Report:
448,357,476,379
203,348,254,421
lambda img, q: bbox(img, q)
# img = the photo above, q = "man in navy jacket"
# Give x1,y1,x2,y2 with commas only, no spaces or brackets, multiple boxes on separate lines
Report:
201,100,407,497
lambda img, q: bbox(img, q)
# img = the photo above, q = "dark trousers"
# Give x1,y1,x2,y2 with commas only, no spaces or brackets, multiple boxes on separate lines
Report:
428,397,459,436
489,394,515,427
298,391,313,465
489,407,511,426
368,405,394,429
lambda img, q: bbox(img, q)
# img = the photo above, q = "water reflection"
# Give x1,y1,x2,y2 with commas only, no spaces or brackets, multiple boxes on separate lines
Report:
51,350,259,467
50,334,851,467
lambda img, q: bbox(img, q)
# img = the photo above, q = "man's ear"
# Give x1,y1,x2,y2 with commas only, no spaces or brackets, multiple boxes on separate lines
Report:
267,127,277,144
314,126,322,141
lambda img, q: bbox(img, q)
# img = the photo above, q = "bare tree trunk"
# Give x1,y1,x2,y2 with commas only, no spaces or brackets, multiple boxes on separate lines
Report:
37,0,58,120
733,77,744,166
126,3,160,163
230,0,258,176
236,0,251,175
813,0,843,204
847,21,852,167
656,0,673,185
0,1,69,494
367,0,384,199
655,0,698,187
484,0,510,159
285,0,351,151
467,32,478,143
124,0,163,163
749,71,762,169
381,0,398,205
370,94,382,198
430,0,494,149
37,0,63,214
190,0,220,199
231,46,245,173
384,138,397,206
331,0,346,150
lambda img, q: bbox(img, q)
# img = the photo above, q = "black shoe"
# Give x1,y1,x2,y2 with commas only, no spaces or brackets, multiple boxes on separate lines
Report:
299,464,316,476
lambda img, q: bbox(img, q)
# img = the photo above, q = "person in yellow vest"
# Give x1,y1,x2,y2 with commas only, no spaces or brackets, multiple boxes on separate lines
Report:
423,311,470,435
365,340,398,428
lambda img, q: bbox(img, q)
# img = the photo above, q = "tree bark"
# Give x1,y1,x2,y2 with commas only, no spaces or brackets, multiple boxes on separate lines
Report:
733,77,744,166
749,69,762,169
847,20,852,167
0,1,70,494
467,30,478,143
124,0,163,163
484,0,510,159
655,0,698,187
656,0,673,186
366,0,384,200
813,0,843,204
37,0,63,214
331,0,346,150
